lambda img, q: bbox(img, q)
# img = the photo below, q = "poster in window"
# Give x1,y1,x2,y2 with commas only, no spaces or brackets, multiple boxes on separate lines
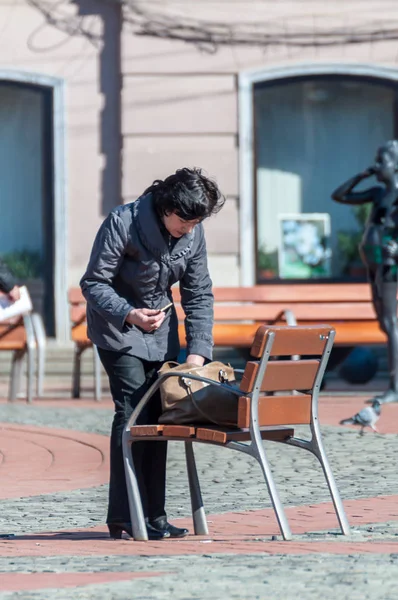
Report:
278,213,332,279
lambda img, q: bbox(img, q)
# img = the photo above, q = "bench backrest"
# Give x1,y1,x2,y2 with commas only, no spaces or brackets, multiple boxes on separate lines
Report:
69,283,378,328
0,319,27,350
173,283,373,302
237,325,334,428
0,291,27,350
172,284,377,322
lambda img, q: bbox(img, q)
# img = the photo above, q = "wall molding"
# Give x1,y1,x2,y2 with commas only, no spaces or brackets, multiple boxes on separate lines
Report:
0,69,68,342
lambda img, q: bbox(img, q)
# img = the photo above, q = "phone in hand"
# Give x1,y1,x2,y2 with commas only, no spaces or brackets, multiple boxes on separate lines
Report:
159,302,173,312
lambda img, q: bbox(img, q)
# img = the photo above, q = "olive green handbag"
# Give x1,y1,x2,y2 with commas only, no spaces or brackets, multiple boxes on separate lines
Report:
157,361,239,426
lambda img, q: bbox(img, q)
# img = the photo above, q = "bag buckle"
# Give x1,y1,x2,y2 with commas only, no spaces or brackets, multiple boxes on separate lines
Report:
219,369,228,383
181,376,192,389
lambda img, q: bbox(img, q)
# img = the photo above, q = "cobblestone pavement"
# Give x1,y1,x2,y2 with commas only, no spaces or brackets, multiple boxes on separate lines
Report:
0,393,398,599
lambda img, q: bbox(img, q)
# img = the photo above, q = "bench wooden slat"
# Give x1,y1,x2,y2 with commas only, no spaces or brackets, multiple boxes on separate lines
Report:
173,284,376,303
196,425,294,444
162,425,196,437
130,425,196,438
250,283,372,302
237,394,312,428
71,323,91,345
0,324,26,350
179,321,386,347
251,325,331,358
240,359,320,393
130,425,165,437
176,302,377,322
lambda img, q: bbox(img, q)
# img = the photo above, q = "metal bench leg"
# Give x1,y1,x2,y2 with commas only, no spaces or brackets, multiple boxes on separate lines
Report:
93,345,102,402
123,438,148,541
185,441,209,535
8,349,25,402
253,441,292,541
310,422,350,536
31,313,46,397
26,339,35,404
23,315,36,404
72,345,83,398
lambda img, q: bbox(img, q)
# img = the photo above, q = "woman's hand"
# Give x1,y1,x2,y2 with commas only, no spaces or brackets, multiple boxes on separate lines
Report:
186,354,205,366
126,308,165,332
7,286,21,303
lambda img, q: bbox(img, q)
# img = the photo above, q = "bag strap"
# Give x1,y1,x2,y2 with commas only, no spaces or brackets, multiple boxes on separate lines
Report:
180,375,234,427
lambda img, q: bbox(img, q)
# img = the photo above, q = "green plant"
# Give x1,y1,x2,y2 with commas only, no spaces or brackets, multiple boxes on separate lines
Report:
0,250,43,279
337,204,372,273
257,246,278,272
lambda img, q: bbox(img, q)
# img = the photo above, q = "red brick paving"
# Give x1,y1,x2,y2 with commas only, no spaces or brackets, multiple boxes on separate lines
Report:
0,424,109,499
0,393,397,586
0,395,394,503
0,494,397,558
0,572,169,592
1,530,397,558
0,397,114,409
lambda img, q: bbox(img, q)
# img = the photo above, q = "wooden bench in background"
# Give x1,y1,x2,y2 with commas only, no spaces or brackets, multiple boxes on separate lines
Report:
68,288,102,401
172,283,385,348
0,314,36,403
122,324,350,541
69,282,385,398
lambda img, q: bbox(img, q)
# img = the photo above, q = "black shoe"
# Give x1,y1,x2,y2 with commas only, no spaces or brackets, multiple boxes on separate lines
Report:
149,517,189,538
107,522,170,540
107,522,133,539
146,522,171,540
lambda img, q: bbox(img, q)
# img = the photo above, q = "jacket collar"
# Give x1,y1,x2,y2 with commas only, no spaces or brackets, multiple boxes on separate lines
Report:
133,194,195,262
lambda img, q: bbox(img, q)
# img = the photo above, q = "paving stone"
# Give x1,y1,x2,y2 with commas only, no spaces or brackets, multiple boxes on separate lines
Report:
0,394,397,599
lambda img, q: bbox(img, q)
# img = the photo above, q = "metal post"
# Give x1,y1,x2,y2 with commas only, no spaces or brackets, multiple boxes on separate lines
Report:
185,441,209,535
31,313,46,397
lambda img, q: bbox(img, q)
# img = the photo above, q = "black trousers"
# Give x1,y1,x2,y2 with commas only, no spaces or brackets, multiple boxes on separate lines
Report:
98,348,167,524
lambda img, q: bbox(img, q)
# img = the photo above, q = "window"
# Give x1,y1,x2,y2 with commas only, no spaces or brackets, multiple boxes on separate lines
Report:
254,76,397,282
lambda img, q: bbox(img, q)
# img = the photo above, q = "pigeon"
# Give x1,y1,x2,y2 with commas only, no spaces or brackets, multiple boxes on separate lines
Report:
339,399,381,435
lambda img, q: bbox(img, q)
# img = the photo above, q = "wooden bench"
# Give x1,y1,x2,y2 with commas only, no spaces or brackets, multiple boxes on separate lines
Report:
122,324,350,541
69,282,386,398
173,283,386,348
68,288,102,401
0,314,36,403
68,285,298,400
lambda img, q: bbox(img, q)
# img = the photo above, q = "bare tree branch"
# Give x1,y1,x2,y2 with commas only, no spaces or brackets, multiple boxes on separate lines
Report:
26,0,398,53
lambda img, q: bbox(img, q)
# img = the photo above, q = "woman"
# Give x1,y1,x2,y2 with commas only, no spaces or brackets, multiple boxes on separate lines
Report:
332,140,398,404
80,167,225,539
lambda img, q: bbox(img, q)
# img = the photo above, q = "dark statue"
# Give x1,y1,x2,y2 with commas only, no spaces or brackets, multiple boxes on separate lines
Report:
332,140,398,404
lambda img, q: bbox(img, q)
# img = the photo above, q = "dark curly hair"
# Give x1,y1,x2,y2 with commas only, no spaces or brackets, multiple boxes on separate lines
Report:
144,167,225,221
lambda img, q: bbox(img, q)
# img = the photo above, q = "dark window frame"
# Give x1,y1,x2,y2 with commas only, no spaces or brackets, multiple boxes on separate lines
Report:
253,73,398,286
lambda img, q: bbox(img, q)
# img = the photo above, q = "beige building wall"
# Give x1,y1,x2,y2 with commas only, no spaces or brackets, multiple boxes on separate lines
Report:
0,0,122,290
2,1,398,336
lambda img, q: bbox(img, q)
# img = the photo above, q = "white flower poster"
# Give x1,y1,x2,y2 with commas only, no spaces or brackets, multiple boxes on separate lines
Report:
278,213,332,279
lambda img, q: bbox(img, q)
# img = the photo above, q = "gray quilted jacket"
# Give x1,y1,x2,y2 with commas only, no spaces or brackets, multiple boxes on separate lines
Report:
80,194,214,361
